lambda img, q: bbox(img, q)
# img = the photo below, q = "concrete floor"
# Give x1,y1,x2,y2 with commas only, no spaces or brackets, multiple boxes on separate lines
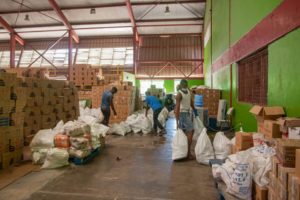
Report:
0,118,219,200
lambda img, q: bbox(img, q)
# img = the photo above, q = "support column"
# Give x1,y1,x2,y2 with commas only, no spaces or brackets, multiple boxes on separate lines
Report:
133,28,137,75
10,33,16,68
68,30,73,80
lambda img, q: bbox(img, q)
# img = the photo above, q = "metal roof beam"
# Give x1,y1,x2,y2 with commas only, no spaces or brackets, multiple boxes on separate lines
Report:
125,0,139,42
0,16,25,45
0,1,205,14
48,0,79,43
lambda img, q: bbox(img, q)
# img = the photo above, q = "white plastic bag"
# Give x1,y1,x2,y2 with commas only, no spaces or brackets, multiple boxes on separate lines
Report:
193,116,204,141
30,129,56,150
108,123,127,136
172,129,188,160
141,116,152,134
213,132,231,160
195,128,215,165
32,149,48,164
41,148,69,169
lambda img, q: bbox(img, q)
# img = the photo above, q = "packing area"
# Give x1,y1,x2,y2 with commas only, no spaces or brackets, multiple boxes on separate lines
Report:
0,0,300,200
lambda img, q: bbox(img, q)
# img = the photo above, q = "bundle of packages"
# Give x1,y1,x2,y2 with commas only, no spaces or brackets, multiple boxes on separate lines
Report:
212,144,275,199
65,121,92,159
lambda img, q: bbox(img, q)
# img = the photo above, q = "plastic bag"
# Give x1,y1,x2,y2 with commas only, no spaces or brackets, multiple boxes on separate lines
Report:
30,129,56,150
70,137,89,149
213,132,231,160
195,128,215,165
78,115,98,125
193,116,204,141
32,149,48,164
69,147,91,158
141,116,152,134
172,129,188,160
108,123,127,136
41,148,69,169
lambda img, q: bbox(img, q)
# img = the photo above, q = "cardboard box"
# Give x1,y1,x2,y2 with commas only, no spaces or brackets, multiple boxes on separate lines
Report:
269,171,277,189
272,156,280,177
296,149,300,179
277,179,288,200
255,183,268,200
278,117,300,130
250,105,285,121
289,175,300,200
288,127,300,140
264,120,282,138
278,164,296,189
0,86,12,101
0,126,17,153
1,152,15,169
10,112,25,127
276,139,300,167
235,132,253,150
0,72,17,87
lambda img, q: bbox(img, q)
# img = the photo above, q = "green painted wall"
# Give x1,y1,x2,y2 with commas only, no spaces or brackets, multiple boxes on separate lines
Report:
164,80,174,93
136,79,204,94
188,79,205,87
268,28,300,117
203,0,300,132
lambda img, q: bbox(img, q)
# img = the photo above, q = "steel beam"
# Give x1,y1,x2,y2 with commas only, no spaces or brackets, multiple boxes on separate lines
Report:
0,16,25,46
10,33,16,68
68,30,73,80
48,0,79,43
212,0,300,72
0,1,205,14
137,59,203,64
126,0,139,42
135,76,204,80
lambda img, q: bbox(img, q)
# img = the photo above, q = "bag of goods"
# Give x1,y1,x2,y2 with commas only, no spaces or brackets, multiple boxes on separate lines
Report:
195,128,215,165
41,148,69,169
172,129,188,160
227,152,252,199
70,137,89,149
69,147,91,158
32,149,48,164
54,134,70,148
30,129,56,150
193,116,205,141
213,132,231,160
141,116,152,134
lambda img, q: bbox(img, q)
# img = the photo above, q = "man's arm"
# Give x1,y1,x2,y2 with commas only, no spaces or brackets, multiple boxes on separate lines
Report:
190,90,195,110
110,96,117,115
175,93,182,128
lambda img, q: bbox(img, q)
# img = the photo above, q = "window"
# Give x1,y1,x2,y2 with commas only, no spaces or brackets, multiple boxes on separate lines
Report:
238,48,268,105
140,80,164,97
0,47,133,68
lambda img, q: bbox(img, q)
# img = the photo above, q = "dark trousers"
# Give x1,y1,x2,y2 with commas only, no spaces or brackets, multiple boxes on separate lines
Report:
101,108,110,126
153,107,164,132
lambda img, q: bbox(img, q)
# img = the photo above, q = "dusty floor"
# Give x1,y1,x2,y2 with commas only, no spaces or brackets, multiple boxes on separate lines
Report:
0,118,219,200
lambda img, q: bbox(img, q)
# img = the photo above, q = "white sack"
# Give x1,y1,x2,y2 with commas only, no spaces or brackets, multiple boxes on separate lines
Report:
252,133,265,146
213,132,231,160
30,129,56,150
32,149,48,164
69,147,91,158
172,129,188,160
91,123,110,138
195,128,215,165
227,151,252,199
78,115,98,125
41,148,69,169
108,123,127,136
141,116,152,134
193,116,205,141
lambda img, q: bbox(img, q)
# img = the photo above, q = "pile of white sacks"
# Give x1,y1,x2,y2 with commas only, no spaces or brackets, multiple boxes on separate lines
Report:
172,115,275,200
107,107,169,136
30,107,169,169
30,107,109,169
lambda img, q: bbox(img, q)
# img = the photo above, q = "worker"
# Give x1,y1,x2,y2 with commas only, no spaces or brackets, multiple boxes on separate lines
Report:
175,79,197,160
145,91,165,135
101,87,118,126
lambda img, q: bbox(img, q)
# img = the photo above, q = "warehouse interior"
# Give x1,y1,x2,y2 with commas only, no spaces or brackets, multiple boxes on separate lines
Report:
0,0,300,199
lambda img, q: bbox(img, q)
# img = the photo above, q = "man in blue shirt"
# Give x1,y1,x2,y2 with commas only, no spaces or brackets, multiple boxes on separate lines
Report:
101,87,118,126
145,91,165,135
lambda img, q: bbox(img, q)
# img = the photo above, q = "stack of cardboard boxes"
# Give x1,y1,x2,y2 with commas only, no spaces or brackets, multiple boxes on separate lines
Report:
231,132,254,154
0,72,26,169
5,68,49,79
268,143,300,200
250,105,285,139
193,88,221,116
22,77,79,144
69,64,102,87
